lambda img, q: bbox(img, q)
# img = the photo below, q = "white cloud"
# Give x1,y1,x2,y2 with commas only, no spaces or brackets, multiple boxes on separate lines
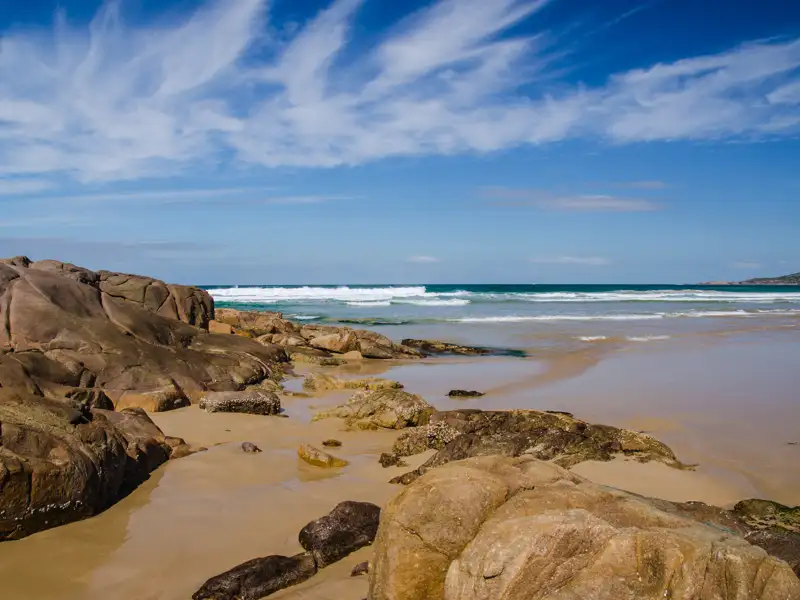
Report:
0,179,55,195
484,188,659,211
731,261,762,269
407,255,441,263
531,256,610,266
1,0,799,182
17,188,345,205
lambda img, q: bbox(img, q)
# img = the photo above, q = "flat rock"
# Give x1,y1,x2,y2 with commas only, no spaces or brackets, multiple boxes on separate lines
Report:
313,389,435,430
199,390,281,416
303,373,403,392
447,389,484,398
392,422,462,457
192,552,316,600
322,439,342,447
298,501,381,568
370,456,800,600
297,444,349,468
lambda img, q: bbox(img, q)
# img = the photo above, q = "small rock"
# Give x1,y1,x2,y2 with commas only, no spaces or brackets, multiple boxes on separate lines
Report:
447,389,484,398
298,444,349,468
351,561,369,577
298,501,381,568
379,453,407,468
192,553,316,600
322,439,343,448
242,442,262,453
199,390,281,416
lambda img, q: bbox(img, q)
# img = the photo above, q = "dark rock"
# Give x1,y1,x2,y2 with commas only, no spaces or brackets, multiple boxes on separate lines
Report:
447,389,484,398
241,442,262,453
199,390,281,416
401,339,525,357
322,439,342,447
379,453,407,468
392,422,462,457
391,408,685,485
351,561,369,577
298,501,381,568
192,552,317,600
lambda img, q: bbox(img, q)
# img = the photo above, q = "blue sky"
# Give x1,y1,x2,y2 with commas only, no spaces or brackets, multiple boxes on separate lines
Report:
0,0,798,284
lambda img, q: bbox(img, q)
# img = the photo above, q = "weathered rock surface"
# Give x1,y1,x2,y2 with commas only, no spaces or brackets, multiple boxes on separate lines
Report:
302,373,403,392
401,339,502,356
0,391,175,541
194,501,380,598
313,389,435,430
297,444,349,468
0,258,288,409
199,390,281,416
392,408,684,484
192,552,317,600
370,456,800,600
298,501,381,568
392,421,462,457
351,561,369,577
322,439,342,448
379,453,407,468
241,442,262,453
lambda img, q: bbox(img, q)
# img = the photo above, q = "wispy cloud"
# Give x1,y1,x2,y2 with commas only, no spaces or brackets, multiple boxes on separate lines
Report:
531,256,611,265
407,255,441,263
0,179,55,195
731,260,762,269
483,188,660,211
16,188,347,205
612,180,669,190
1,0,799,182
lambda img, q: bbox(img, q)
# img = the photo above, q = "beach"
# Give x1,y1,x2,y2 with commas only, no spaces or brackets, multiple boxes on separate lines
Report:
0,276,798,599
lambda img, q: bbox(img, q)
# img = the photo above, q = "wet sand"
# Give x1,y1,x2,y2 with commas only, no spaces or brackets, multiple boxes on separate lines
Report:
1,329,798,599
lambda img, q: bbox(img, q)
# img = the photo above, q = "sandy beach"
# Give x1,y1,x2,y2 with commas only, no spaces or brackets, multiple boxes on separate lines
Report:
2,322,797,599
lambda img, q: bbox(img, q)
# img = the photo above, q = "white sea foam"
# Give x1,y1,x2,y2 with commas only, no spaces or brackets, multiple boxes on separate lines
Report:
347,300,392,307
288,315,321,320
627,335,671,342
578,336,609,341
513,290,800,304
453,314,664,323
396,299,471,307
209,285,428,303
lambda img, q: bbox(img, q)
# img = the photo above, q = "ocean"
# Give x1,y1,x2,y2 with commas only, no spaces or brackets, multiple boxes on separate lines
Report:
207,284,800,349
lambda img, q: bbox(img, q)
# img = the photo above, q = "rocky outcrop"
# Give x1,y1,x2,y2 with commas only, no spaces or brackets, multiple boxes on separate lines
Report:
298,501,381,568
302,373,403,392
194,501,380,599
392,421,462,457
0,258,288,409
313,389,436,430
0,390,177,541
391,408,684,484
199,390,281,416
369,456,800,600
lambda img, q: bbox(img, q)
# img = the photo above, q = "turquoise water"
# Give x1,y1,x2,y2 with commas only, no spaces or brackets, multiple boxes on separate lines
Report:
207,283,800,347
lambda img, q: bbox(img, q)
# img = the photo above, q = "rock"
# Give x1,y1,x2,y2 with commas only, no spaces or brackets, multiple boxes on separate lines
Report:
241,442,262,453
401,339,493,356
392,408,685,484
192,552,317,600
269,333,309,347
215,308,296,336
369,456,800,600
298,501,381,568
447,389,484,398
199,390,281,416
115,388,191,412
297,444,349,468
379,453,407,468
351,561,369,577
0,391,172,541
313,389,436,430
392,422,461,457
164,435,201,459
208,320,233,334
302,373,403,392
289,353,345,367
309,331,360,354
322,439,343,447
341,350,364,360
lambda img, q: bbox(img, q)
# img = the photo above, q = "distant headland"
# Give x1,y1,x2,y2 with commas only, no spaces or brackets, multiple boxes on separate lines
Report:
700,271,800,285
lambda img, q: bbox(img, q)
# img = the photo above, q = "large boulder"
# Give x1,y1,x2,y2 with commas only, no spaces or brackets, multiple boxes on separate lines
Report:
369,456,800,600
0,390,175,541
199,390,281,416
0,259,288,409
298,501,381,567
309,330,360,354
313,389,436,430
392,408,684,484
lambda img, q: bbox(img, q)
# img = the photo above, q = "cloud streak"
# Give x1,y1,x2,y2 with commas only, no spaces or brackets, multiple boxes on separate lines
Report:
531,256,611,266
1,0,799,182
407,255,441,263
483,188,660,211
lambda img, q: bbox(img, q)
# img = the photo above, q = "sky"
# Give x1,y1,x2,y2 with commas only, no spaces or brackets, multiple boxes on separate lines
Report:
0,0,798,284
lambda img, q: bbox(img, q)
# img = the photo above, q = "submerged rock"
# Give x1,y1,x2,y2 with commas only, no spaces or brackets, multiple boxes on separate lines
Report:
302,373,403,392
370,456,800,600
298,501,381,568
241,442,262,453
192,552,317,600
322,438,343,448
297,444,349,468
313,389,435,430
199,390,281,416
391,408,685,485
379,453,407,468
351,561,369,577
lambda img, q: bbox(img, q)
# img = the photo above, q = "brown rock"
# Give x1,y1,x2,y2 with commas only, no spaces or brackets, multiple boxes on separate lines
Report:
302,373,403,392
208,320,233,335
297,444,349,468
370,456,800,600
241,442,262,453
351,561,369,577
322,439,343,447
199,390,281,416
309,331,360,354
313,389,435,430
